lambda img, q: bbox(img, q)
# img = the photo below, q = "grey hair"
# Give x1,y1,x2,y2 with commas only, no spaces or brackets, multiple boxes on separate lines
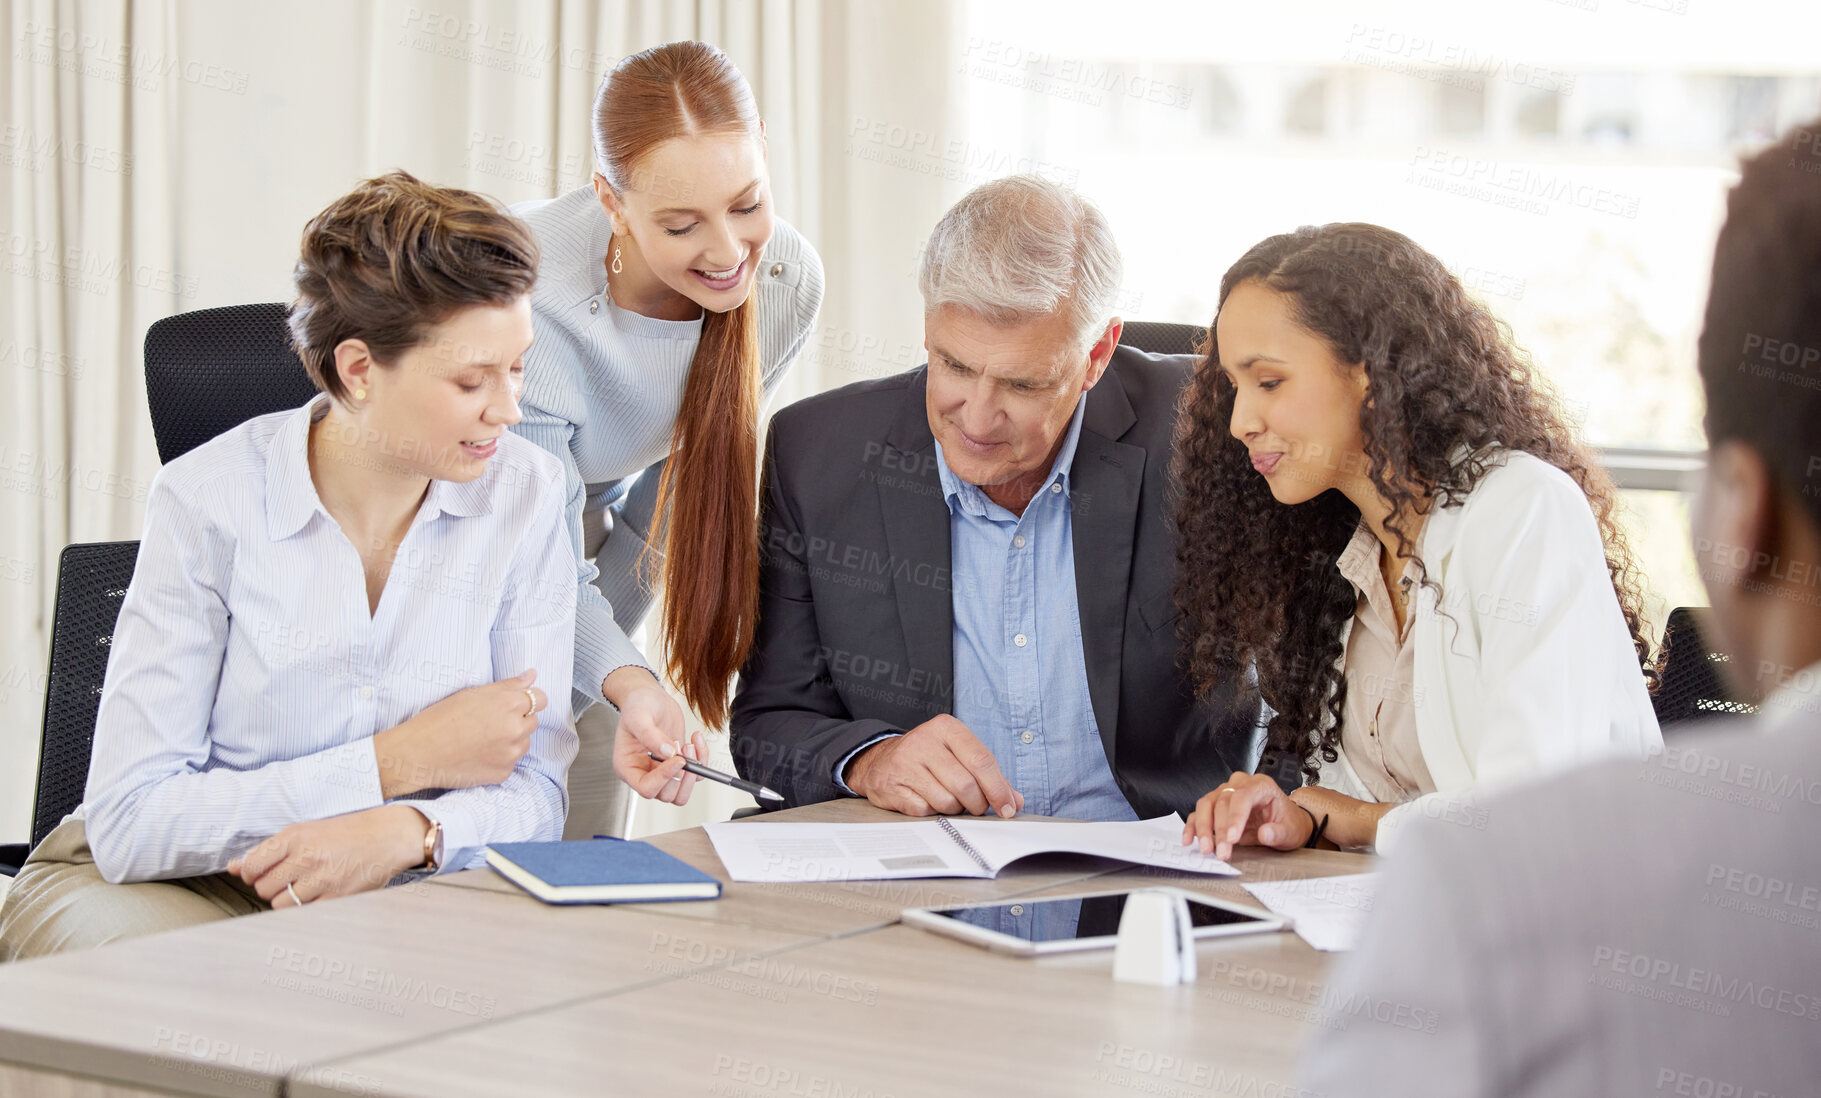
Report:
917,174,1125,351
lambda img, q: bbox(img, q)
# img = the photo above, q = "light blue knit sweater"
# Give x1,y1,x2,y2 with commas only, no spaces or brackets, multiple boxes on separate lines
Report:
510,185,824,710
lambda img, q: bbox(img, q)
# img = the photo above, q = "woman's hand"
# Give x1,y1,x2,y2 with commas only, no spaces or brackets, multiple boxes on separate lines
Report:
229,805,429,908
373,670,546,797
613,719,708,805
1182,771,1314,860
604,666,708,805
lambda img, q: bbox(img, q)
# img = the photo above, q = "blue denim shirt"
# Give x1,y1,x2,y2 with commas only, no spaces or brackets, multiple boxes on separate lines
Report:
833,396,1138,820
935,398,1137,822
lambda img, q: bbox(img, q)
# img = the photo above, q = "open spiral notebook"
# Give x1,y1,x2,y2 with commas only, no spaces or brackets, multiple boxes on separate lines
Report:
702,814,1238,883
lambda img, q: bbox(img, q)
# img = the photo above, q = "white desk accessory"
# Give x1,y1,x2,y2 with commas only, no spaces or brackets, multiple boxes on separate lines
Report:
1111,889,1198,985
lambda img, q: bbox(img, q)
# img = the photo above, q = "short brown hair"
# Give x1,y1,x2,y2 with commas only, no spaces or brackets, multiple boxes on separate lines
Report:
1697,118,1821,534
288,170,538,403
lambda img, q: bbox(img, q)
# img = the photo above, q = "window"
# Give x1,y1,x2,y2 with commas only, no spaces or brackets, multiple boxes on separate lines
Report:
957,0,1821,640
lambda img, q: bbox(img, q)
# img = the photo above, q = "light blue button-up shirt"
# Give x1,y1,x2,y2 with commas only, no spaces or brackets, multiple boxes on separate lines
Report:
80,396,580,882
933,398,1136,822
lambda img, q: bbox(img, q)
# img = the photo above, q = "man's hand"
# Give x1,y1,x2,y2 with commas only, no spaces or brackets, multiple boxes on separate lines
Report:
845,714,1025,817
373,670,545,797
229,805,429,907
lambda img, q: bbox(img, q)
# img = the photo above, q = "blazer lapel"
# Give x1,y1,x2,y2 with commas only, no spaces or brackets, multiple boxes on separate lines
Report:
878,370,955,714
1411,505,1474,790
1070,372,1145,767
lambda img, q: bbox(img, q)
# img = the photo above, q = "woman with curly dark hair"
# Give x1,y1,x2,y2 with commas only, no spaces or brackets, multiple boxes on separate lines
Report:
1175,223,1662,859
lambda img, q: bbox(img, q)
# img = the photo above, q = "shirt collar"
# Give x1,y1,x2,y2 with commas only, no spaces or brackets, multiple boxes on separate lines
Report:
1334,518,1383,595
934,395,1088,518
425,464,495,521
265,395,493,541
265,396,330,541
1336,515,1428,595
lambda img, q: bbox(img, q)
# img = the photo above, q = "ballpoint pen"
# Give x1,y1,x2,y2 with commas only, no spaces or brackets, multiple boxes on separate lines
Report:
648,751,785,804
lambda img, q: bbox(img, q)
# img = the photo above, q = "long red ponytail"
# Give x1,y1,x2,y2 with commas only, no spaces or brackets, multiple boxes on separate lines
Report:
594,41,762,728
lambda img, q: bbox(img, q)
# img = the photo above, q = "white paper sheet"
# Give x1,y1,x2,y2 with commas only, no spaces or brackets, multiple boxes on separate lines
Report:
702,822,981,883
951,815,1237,878
1241,872,1381,952
703,814,1238,884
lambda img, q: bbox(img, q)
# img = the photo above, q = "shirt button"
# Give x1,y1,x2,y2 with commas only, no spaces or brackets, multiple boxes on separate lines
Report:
769,263,784,277
1013,534,1026,548
1013,633,1028,648
1020,730,1034,744
1049,483,1062,494
358,686,374,700
589,299,600,314
1009,904,1024,916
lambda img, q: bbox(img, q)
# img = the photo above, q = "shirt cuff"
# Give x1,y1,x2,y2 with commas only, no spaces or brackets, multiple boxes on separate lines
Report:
595,662,661,713
834,733,903,797
408,800,478,875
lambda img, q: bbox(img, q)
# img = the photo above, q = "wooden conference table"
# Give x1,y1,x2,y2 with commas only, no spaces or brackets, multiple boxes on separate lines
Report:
0,801,1373,1097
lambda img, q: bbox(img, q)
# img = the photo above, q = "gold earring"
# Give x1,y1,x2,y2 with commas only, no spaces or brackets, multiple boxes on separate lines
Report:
611,246,622,275
354,388,367,401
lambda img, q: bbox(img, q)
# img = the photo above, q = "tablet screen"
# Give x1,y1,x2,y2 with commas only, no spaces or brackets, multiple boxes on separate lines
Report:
925,893,1268,944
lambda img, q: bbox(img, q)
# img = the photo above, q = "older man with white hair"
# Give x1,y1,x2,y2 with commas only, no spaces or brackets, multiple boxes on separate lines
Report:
730,175,1260,820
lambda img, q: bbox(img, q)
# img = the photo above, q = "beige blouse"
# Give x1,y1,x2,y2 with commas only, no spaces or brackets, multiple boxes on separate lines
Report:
1336,518,1437,803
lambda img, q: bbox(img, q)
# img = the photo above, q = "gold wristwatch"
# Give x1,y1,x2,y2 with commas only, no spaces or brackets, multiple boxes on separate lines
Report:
421,816,443,872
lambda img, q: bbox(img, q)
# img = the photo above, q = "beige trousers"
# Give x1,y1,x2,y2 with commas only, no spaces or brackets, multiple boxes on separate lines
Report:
0,817,269,963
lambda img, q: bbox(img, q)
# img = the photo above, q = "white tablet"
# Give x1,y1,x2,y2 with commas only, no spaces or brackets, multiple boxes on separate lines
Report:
900,887,1291,956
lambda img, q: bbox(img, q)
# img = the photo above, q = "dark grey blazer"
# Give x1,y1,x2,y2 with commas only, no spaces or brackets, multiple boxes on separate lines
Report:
730,345,1260,817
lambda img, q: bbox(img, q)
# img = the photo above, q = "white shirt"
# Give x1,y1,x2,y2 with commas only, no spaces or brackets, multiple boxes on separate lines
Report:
1317,450,1663,852
80,396,578,883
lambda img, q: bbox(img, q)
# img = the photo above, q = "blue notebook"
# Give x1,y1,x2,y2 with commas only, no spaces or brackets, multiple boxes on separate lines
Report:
484,840,723,904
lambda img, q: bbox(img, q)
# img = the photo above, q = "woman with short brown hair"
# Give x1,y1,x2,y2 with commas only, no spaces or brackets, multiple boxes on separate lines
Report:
0,172,579,960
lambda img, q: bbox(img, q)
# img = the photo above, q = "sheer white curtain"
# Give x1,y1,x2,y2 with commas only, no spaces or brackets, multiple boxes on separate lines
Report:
3,0,182,847
0,0,962,842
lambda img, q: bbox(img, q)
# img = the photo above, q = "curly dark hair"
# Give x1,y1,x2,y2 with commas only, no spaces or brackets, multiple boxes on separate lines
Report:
1172,223,1657,786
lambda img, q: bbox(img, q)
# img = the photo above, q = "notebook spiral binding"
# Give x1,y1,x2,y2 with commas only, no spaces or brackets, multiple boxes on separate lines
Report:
936,818,994,874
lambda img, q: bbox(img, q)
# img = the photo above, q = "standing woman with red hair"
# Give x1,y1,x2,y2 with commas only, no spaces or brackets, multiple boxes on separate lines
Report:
511,41,823,814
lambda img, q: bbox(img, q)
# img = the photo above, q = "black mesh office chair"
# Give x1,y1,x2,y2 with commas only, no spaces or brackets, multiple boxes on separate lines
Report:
1652,606,1756,732
2,305,308,873
1119,320,1208,358
144,302,316,463
0,542,139,876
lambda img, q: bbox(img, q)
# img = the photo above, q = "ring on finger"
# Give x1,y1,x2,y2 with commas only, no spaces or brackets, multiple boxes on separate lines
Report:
522,688,538,718
286,882,304,907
